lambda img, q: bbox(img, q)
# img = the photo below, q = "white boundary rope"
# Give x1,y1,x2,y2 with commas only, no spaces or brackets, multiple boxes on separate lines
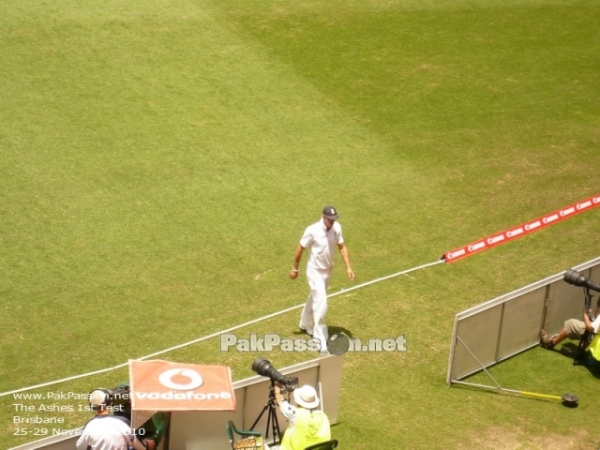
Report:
0,259,444,398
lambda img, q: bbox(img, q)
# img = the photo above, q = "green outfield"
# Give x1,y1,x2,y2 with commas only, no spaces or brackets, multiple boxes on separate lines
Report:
2,0,600,448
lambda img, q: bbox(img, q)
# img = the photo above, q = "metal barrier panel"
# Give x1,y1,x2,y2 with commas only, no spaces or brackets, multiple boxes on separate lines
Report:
450,305,502,381
496,287,546,361
447,256,600,384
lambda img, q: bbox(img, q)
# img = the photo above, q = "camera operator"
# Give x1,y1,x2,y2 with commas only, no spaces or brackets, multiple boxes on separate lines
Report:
272,383,331,450
540,306,600,350
76,390,145,450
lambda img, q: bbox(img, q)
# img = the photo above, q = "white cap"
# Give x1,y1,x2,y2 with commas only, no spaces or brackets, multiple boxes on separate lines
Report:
89,390,109,407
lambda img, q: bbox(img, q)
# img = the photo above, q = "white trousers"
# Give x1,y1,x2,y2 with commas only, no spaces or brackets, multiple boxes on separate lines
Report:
300,269,331,351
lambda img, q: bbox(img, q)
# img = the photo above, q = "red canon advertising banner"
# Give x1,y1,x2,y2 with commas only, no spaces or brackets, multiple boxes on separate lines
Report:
443,194,600,263
129,359,236,412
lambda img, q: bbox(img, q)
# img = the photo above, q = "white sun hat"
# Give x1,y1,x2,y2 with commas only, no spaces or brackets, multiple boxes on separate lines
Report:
293,385,320,409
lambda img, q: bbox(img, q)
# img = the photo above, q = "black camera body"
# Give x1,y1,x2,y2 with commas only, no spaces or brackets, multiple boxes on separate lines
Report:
252,357,298,393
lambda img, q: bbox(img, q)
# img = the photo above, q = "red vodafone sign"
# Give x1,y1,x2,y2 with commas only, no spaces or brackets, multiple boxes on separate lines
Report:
129,360,236,411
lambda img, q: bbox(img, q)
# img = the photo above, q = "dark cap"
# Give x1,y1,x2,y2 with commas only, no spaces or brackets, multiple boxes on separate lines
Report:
322,205,339,220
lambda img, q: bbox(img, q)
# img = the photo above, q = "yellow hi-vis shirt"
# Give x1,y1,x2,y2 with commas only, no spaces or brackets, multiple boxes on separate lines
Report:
280,408,331,450
589,334,600,361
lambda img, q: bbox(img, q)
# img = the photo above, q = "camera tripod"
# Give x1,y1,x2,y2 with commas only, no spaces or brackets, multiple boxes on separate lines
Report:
250,380,283,444
574,287,597,365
